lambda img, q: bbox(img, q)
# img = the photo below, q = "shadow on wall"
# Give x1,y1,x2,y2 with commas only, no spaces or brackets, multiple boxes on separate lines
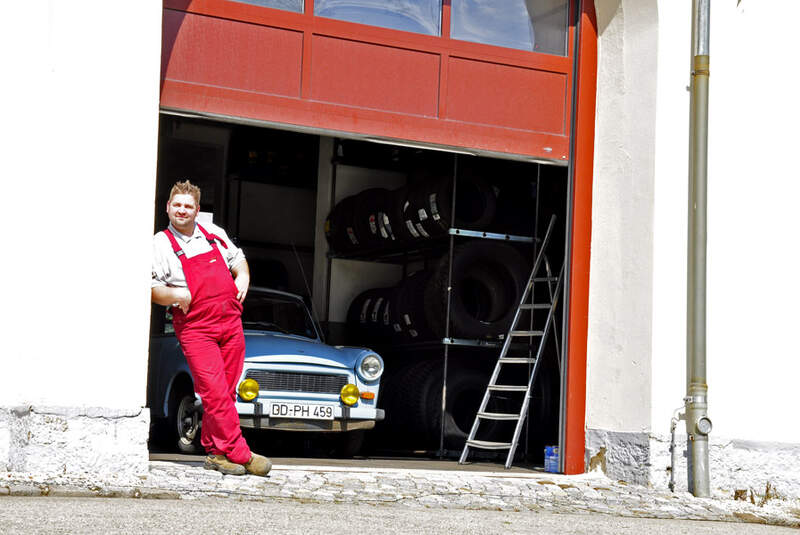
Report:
594,0,623,37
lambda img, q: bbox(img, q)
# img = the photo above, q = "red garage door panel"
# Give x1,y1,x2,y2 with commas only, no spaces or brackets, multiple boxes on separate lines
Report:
310,35,440,117
162,10,303,98
446,57,567,135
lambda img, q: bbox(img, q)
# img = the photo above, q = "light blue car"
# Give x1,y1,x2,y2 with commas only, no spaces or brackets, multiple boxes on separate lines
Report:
148,287,385,457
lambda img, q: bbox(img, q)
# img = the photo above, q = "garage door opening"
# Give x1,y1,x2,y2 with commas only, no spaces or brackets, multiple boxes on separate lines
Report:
148,113,569,468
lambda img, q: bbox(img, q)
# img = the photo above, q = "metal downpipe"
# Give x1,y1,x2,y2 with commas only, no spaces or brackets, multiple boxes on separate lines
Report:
685,0,712,498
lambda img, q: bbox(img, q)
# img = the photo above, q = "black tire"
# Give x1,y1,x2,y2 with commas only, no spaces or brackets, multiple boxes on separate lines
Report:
330,429,366,458
386,186,417,243
426,242,529,338
406,178,445,238
404,175,497,238
434,174,497,231
167,382,203,454
395,360,506,450
346,288,389,342
525,346,560,463
377,286,402,341
394,271,435,342
326,195,362,253
352,188,392,249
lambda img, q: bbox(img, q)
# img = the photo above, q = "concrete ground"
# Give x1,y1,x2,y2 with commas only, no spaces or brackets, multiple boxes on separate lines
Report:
1,496,797,535
1,456,799,531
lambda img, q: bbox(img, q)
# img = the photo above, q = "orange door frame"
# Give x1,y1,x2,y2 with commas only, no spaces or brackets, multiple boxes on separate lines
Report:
562,0,597,475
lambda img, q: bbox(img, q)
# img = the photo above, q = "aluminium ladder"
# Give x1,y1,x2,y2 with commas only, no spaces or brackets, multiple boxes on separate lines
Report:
458,215,564,469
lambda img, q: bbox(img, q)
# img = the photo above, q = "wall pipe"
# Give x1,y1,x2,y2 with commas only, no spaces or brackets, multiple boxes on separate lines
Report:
685,0,713,497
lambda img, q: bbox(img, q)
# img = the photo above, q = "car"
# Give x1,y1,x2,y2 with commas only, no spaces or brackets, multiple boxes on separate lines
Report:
147,287,385,457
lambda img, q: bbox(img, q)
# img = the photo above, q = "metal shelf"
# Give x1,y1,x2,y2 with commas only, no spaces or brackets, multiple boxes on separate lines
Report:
448,228,535,243
327,228,535,263
372,337,503,352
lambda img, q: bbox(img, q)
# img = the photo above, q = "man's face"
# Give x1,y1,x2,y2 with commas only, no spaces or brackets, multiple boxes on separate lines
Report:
166,193,199,233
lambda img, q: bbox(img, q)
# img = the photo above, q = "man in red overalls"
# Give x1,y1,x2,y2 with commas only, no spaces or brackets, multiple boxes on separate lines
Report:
152,180,271,476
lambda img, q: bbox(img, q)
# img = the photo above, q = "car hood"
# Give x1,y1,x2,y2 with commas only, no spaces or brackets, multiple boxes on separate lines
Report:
243,331,369,369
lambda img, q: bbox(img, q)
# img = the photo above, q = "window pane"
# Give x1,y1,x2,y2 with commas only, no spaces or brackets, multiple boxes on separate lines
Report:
315,0,442,36
227,0,304,13
451,0,569,56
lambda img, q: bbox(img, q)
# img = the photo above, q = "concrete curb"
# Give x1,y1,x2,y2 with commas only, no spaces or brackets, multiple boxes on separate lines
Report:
2,462,799,528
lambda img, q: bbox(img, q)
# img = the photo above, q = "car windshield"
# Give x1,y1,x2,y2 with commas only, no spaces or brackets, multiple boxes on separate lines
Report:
242,292,319,340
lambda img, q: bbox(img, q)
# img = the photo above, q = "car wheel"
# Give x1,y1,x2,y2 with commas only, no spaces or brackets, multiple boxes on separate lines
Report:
169,387,202,454
331,430,366,458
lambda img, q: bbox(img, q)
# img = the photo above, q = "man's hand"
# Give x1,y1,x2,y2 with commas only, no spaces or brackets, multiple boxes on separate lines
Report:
152,286,192,313
232,260,251,304
235,278,249,303
172,287,192,313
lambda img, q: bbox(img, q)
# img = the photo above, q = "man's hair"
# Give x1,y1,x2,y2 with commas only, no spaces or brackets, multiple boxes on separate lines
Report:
168,180,201,205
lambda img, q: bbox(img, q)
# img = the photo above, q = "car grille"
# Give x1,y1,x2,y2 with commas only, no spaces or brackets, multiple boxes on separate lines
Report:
245,370,349,394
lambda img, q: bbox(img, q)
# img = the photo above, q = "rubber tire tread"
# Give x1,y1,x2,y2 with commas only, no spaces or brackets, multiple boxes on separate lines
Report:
393,360,506,450
434,174,497,231
426,242,529,338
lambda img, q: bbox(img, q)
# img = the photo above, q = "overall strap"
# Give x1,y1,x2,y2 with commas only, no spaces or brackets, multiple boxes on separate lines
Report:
162,228,186,258
196,223,228,249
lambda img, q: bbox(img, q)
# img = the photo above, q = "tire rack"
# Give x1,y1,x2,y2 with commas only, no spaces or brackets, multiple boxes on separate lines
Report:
326,143,544,460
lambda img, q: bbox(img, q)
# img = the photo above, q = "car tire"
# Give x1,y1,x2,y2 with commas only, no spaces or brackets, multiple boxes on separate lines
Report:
168,385,203,454
331,429,366,458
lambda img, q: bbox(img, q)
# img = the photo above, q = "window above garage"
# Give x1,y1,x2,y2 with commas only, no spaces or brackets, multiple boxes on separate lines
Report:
451,0,568,56
222,0,568,56
229,0,304,12
315,0,442,36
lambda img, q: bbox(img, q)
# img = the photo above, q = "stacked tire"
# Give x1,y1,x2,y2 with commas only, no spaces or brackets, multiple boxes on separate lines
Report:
379,359,513,450
346,242,529,342
326,175,498,254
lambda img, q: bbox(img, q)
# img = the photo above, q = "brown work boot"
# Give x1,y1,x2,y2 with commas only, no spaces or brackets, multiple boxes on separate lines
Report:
204,455,245,476
244,453,272,476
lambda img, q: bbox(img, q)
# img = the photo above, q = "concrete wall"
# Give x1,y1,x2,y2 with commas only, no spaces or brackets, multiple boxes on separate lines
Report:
0,1,162,475
589,0,800,497
584,0,659,484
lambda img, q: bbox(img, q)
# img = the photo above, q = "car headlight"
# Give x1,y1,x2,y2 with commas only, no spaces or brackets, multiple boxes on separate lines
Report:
358,354,384,382
340,384,360,406
237,378,259,401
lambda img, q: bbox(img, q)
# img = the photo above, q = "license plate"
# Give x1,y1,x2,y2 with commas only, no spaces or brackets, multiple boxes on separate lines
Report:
267,402,334,420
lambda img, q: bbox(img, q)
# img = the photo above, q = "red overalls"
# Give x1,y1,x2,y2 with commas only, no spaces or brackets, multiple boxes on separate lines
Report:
163,224,251,465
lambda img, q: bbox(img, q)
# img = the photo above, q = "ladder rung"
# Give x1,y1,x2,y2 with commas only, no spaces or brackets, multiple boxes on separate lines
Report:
531,277,558,284
519,303,551,310
510,330,544,337
499,357,537,364
488,385,528,392
478,411,520,421
466,439,512,450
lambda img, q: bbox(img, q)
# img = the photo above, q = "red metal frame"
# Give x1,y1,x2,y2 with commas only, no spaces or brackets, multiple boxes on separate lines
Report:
160,0,575,160
563,0,597,475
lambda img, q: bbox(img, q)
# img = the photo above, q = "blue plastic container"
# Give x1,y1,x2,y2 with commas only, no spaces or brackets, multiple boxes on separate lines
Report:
544,445,560,473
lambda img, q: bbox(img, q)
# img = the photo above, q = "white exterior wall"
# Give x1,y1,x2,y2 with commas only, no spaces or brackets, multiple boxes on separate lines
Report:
585,0,659,484
590,0,800,496
651,0,800,495
0,2,162,475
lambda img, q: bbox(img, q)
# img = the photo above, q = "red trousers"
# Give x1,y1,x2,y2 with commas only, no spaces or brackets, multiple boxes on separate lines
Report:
176,307,251,464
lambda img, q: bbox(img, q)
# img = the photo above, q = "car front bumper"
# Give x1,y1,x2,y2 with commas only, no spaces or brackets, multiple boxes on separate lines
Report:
239,403,385,432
